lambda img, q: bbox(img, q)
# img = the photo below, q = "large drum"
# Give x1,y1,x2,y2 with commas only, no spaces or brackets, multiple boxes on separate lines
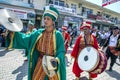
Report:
78,47,107,74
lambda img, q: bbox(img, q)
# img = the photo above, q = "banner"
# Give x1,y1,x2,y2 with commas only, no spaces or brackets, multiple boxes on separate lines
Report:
102,0,120,7
49,4,75,14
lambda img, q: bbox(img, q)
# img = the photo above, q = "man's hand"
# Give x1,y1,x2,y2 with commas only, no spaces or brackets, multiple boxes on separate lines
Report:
102,47,105,51
50,58,58,68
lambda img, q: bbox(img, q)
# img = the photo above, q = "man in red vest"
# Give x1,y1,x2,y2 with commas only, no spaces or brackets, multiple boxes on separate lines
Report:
71,21,99,80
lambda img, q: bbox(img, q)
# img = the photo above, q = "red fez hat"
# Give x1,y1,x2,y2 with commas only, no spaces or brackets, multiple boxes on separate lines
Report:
80,21,92,30
62,26,67,30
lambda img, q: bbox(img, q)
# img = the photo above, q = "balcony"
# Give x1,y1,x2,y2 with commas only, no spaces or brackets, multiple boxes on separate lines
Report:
86,14,120,25
87,14,97,20
0,0,34,8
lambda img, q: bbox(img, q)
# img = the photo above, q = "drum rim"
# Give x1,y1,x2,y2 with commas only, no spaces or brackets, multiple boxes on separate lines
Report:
91,52,107,74
78,46,100,72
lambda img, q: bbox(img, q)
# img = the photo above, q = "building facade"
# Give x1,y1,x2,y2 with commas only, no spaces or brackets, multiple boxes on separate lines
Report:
44,0,120,31
78,0,120,31
45,0,83,31
0,0,120,31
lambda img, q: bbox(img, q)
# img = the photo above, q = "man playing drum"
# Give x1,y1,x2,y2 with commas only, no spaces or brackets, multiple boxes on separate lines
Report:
71,21,99,80
103,26,120,71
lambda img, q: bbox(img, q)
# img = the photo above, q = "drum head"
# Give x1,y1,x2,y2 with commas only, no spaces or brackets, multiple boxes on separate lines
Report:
42,55,56,77
78,47,99,71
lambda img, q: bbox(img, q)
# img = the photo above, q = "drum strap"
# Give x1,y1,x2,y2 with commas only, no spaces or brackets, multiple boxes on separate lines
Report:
84,36,88,46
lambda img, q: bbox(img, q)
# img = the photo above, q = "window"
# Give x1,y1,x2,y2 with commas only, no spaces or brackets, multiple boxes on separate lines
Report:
81,7,93,16
71,4,76,13
54,0,59,5
86,9,93,15
54,0,65,6
103,13,111,20
65,3,69,8
97,11,101,16
59,1,64,6
48,0,53,4
82,7,85,12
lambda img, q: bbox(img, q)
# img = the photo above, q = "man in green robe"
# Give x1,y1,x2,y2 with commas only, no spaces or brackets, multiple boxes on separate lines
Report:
6,6,66,80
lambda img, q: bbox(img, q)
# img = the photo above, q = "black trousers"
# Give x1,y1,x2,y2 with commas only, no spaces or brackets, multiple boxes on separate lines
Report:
106,47,118,69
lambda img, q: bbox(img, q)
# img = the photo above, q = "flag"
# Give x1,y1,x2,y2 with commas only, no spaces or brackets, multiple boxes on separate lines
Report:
102,0,120,7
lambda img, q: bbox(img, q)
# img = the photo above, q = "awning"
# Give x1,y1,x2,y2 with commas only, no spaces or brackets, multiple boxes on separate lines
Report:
83,18,96,23
96,19,114,25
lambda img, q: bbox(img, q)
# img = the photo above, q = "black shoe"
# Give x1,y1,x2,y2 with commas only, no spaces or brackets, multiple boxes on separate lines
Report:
109,67,112,71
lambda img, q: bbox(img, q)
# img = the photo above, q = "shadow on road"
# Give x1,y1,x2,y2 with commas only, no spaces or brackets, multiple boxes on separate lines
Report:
116,62,120,66
12,61,28,80
0,47,14,56
105,70,120,80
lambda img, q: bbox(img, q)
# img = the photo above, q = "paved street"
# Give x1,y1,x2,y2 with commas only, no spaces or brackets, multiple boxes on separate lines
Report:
0,48,27,80
0,47,120,80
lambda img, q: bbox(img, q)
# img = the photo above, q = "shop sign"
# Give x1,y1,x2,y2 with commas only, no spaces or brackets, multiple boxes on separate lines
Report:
50,4,75,14
65,16,82,22
65,17,73,21
6,8,28,19
13,9,27,19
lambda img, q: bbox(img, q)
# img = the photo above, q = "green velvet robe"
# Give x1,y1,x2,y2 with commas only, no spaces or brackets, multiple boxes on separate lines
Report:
6,29,66,80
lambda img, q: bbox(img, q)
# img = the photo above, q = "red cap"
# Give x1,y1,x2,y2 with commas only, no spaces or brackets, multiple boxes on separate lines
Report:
80,21,92,30
62,26,67,30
